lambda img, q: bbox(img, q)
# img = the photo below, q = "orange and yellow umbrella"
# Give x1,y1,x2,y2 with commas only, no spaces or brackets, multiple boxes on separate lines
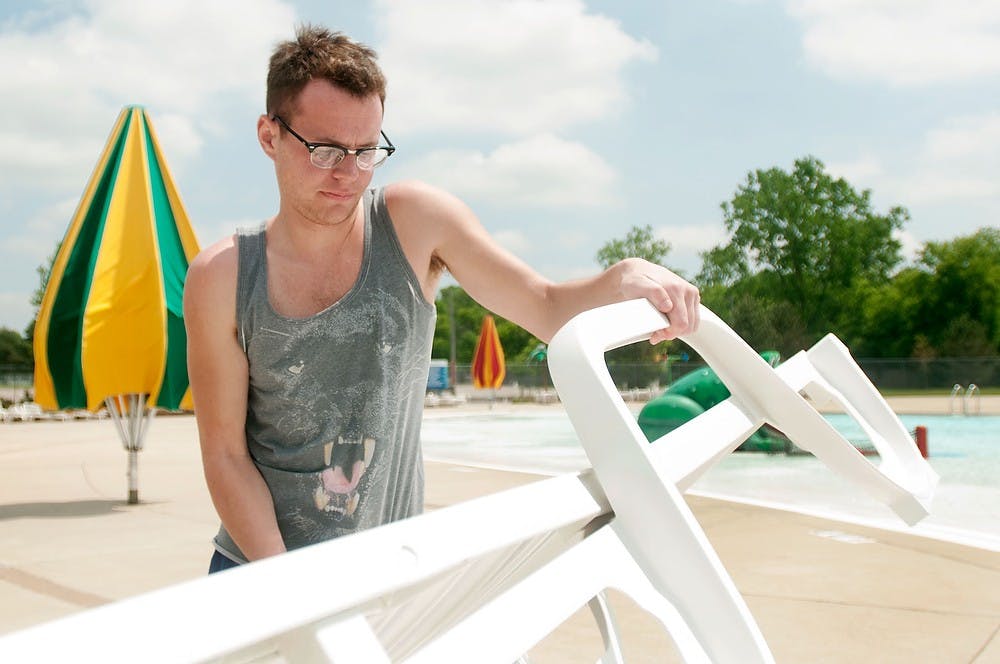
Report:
472,315,506,389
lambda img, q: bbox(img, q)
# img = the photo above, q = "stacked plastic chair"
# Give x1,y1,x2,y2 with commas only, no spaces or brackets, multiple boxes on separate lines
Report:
0,301,937,662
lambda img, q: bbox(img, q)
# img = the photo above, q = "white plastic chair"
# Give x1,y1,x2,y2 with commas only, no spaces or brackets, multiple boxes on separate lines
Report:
0,300,937,663
10,402,46,422
546,300,939,663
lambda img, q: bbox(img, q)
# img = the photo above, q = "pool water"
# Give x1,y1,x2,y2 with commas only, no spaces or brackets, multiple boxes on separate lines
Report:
421,411,1000,550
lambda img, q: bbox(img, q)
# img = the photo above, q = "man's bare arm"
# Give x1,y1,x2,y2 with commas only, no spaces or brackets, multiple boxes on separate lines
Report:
387,181,700,343
184,238,286,561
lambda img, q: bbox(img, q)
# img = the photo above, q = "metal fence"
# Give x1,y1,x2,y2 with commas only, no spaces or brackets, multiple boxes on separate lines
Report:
857,357,999,391
0,365,33,387
451,357,1000,391
0,365,33,404
4,357,998,398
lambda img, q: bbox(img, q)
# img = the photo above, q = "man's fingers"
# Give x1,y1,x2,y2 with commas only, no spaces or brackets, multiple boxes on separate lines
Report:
687,289,701,332
625,262,701,342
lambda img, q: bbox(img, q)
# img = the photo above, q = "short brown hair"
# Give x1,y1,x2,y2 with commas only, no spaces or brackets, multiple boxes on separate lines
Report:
266,24,386,117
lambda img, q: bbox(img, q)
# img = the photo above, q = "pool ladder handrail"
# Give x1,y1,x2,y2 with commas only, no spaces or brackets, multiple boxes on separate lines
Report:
966,384,980,415
950,383,981,415
950,384,963,414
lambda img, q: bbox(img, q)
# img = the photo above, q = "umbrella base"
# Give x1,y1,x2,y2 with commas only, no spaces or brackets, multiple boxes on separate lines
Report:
127,489,139,505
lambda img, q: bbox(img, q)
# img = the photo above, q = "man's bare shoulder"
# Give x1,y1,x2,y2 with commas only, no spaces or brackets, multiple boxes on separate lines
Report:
188,235,237,277
384,179,472,225
185,234,239,317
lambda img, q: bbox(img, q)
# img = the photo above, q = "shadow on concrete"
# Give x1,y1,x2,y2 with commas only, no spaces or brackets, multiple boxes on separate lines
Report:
0,499,126,520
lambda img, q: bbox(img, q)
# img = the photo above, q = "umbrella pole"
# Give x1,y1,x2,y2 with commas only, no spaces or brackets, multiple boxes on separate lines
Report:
106,393,156,504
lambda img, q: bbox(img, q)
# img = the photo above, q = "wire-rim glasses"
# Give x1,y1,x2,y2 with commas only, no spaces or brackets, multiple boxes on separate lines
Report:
272,115,395,170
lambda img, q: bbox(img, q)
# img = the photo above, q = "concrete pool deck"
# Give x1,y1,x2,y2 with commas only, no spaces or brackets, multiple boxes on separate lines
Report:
0,401,997,661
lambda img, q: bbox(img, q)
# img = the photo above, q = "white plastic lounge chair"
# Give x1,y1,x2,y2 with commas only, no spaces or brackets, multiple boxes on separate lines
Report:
10,402,47,422
546,300,939,662
0,301,937,663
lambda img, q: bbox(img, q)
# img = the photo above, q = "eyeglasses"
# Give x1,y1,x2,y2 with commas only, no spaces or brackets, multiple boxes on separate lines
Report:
272,115,395,170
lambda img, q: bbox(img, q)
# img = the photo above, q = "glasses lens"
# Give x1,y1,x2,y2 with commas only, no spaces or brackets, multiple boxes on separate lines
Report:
311,147,346,169
357,148,390,170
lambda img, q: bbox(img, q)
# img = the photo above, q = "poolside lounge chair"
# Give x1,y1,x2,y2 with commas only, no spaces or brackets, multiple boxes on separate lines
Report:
0,301,938,663
9,402,47,422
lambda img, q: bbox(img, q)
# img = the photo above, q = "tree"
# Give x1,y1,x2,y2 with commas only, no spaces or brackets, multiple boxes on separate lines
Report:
699,156,907,341
720,291,811,357
854,229,1000,358
853,267,929,357
936,315,996,357
25,243,60,343
0,328,33,366
917,228,1000,355
595,224,671,269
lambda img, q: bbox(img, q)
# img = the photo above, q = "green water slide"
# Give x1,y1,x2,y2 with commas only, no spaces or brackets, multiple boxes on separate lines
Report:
637,351,792,453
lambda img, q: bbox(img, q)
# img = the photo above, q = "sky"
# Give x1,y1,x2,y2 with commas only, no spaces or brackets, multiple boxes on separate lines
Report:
0,0,997,332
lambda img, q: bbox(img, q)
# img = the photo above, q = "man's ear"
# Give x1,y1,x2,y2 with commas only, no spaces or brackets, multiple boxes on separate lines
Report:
258,115,278,158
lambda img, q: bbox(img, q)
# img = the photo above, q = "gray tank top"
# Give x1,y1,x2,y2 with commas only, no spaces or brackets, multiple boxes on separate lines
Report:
214,187,436,562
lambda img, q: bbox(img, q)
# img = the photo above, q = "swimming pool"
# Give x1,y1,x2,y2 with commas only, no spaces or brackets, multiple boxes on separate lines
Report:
421,411,1000,550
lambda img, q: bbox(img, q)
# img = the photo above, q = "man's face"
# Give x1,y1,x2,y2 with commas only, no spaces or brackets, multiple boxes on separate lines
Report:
264,79,385,228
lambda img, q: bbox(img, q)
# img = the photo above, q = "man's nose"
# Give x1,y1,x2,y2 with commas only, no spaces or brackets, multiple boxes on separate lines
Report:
330,154,361,178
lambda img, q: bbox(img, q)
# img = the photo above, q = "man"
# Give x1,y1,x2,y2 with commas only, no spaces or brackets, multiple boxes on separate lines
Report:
184,25,700,572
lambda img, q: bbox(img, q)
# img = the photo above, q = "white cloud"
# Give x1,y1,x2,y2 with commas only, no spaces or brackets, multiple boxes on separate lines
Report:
923,112,1000,163
825,153,885,183
0,292,34,332
149,113,205,162
556,230,590,251
400,134,619,208
376,0,657,134
787,0,1000,86
893,228,923,263
0,0,295,191
655,223,728,277
904,112,1000,203
823,112,1000,211
899,173,999,203
3,197,79,262
192,217,260,250
656,223,728,255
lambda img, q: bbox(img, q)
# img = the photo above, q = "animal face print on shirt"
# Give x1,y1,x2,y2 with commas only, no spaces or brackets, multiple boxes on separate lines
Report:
313,435,375,519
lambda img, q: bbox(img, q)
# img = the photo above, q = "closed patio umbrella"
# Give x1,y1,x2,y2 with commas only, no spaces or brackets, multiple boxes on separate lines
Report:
472,315,506,405
33,105,200,503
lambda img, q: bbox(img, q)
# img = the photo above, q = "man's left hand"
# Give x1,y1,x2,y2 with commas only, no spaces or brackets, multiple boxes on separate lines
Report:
617,258,700,343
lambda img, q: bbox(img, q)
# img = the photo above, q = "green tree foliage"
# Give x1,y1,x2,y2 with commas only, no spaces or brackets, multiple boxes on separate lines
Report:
853,268,929,357
919,228,1000,354
433,286,542,365
0,328,33,366
25,243,60,343
856,228,1000,357
721,291,811,355
699,156,907,351
595,224,671,269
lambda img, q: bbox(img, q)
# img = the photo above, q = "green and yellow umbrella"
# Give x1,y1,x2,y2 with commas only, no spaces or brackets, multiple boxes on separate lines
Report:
33,105,200,503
